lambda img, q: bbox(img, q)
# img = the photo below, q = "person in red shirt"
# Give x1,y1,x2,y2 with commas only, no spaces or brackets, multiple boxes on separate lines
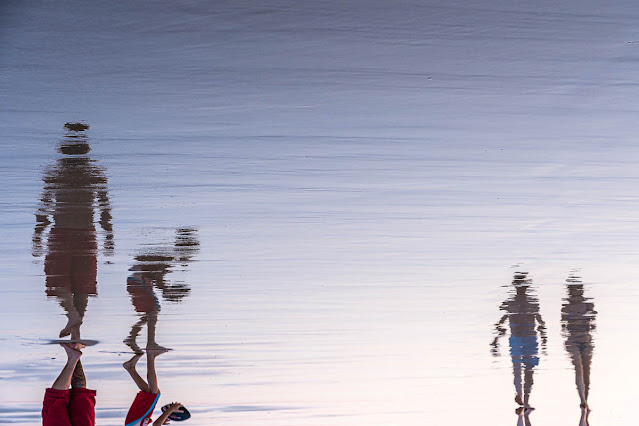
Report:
42,343,96,426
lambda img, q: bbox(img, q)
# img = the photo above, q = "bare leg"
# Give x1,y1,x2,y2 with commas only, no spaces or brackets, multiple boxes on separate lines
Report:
570,350,587,407
145,311,168,351
71,360,86,388
146,351,160,394
124,315,148,354
523,365,534,408
51,344,82,390
57,290,82,338
581,348,592,404
579,406,590,426
513,362,524,405
123,353,150,393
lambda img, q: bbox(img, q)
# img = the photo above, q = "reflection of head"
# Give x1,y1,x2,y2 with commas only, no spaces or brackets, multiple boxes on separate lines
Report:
512,272,531,287
58,143,91,156
64,122,90,132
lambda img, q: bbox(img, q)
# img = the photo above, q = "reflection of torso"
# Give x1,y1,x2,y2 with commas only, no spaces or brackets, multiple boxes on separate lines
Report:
45,158,106,229
562,299,595,348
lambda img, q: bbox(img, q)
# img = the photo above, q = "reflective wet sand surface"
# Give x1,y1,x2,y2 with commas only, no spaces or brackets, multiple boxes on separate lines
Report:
3,1,639,424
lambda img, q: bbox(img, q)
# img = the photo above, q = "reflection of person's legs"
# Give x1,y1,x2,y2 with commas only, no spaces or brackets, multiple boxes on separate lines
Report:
56,289,83,338
579,406,590,426
513,361,524,405
570,349,587,406
523,365,534,408
581,347,593,404
125,315,148,354
146,310,167,351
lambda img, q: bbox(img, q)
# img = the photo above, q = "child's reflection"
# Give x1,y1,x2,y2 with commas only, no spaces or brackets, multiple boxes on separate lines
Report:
123,228,198,425
32,123,113,339
491,272,547,413
42,343,95,426
561,273,596,419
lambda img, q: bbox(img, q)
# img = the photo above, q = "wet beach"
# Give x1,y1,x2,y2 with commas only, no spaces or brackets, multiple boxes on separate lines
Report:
3,1,639,424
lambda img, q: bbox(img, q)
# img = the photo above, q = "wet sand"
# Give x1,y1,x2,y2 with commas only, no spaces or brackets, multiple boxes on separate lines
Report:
2,1,639,424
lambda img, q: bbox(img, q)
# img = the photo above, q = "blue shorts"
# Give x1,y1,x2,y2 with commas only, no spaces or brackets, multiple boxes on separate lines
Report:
509,335,539,367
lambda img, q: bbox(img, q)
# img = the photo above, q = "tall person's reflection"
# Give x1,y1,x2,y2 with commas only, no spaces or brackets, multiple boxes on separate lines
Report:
561,273,596,421
123,228,198,426
491,272,547,413
32,122,113,340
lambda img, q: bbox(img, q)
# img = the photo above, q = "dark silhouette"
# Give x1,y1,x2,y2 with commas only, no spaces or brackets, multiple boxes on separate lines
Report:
123,228,198,426
491,272,547,413
562,272,596,422
32,123,113,340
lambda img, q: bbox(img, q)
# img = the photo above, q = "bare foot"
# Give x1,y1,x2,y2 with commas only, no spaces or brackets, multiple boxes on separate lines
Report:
123,353,143,370
60,342,83,361
60,315,83,338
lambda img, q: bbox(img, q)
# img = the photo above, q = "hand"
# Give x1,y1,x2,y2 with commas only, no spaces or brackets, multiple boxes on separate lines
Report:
167,402,183,412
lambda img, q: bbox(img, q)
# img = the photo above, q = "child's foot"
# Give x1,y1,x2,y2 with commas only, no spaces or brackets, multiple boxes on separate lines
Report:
60,342,83,361
515,394,524,406
123,353,143,370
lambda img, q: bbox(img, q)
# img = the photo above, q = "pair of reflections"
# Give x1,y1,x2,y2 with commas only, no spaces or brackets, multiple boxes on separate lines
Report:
34,123,195,425
491,272,596,425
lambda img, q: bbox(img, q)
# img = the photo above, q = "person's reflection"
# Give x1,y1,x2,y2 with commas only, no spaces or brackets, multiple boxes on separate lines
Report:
42,342,95,426
123,228,198,426
491,272,547,413
515,406,532,426
561,273,596,421
32,123,113,340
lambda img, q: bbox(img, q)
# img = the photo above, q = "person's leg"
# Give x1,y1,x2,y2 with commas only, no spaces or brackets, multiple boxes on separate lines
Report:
57,289,83,338
51,344,82,390
523,365,534,408
71,360,86,389
570,350,587,407
145,310,167,351
69,387,96,426
123,353,150,393
581,348,593,404
124,315,148,354
73,292,89,319
146,349,162,394
513,361,524,405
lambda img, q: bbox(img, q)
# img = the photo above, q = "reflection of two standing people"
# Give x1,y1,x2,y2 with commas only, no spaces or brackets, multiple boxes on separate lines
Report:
123,228,199,425
491,272,547,414
562,274,596,424
36,123,112,426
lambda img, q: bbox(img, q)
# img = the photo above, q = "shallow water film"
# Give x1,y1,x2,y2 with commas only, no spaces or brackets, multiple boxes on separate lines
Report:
3,1,639,424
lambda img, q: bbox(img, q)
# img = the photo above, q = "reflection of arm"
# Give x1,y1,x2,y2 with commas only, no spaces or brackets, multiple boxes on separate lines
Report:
32,187,54,257
535,313,548,354
97,188,114,256
490,314,508,356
